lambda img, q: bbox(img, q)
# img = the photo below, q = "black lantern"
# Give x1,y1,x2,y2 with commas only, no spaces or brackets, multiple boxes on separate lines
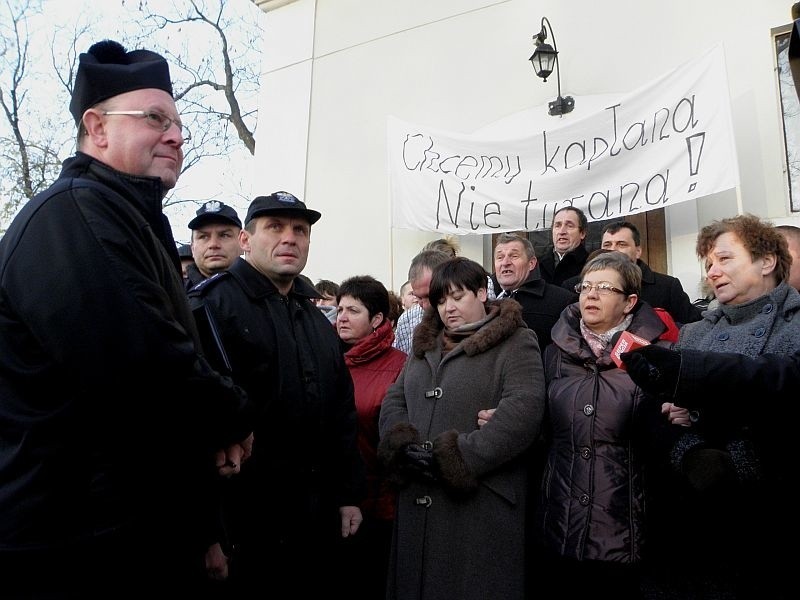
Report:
529,42,556,81
529,17,574,116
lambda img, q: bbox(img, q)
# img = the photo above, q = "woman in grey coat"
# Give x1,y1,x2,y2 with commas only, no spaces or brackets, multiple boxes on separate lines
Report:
378,257,545,600
653,214,800,599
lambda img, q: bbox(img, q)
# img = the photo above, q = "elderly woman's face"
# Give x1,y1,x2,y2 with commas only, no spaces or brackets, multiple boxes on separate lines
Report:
578,268,637,333
704,232,777,306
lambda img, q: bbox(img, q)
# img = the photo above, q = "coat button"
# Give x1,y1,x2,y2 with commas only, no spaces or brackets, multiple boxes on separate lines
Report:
762,304,774,314
579,494,590,506
414,495,432,508
717,332,729,341
583,404,595,416
580,446,591,459
753,327,766,338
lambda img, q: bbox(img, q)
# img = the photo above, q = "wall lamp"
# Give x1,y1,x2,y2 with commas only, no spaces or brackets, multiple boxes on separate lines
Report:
529,17,574,116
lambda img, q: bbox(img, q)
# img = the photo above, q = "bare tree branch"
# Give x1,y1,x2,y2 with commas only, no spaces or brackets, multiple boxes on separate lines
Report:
0,0,262,232
141,0,260,155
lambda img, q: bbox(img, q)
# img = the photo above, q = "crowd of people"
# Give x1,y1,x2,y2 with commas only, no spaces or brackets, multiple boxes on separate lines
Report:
1,37,798,600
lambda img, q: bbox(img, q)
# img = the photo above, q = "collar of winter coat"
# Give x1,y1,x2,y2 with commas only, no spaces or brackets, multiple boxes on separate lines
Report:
635,258,657,284
226,256,321,301
551,301,669,366
707,281,800,325
550,243,589,265
61,152,178,270
506,269,547,298
412,298,525,359
64,152,167,209
344,318,396,366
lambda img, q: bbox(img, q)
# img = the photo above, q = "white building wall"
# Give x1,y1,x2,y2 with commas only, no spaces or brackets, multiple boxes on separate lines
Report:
253,0,794,298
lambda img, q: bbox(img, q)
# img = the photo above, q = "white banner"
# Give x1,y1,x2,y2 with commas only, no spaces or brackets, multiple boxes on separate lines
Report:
388,45,739,234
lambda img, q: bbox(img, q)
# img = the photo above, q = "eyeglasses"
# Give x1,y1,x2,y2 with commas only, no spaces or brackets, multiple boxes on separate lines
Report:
574,281,627,296
103,110,191,141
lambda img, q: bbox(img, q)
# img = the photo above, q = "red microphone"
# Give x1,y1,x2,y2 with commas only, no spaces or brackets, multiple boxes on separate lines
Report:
610,330,650,370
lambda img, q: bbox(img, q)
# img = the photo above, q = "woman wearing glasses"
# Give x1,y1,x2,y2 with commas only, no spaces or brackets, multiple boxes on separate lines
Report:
537,251,675,599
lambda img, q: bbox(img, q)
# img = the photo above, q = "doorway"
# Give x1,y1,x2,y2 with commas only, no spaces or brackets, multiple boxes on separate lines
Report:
490,208,667,273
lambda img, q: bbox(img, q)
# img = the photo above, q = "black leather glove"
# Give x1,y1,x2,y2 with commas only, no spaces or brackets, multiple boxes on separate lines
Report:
402,442,437,482
621,345,681,397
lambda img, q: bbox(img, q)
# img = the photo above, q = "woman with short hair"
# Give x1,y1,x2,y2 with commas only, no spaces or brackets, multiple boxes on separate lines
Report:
654,214,800,599
379,257,544,600
335,275,407,600
538,251,675,599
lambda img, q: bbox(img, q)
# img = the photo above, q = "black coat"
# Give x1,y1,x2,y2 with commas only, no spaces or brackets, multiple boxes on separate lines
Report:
498,271,577,354
188,258,364,558
184,261,206,290
538,244,589,287
0,153,253,580
678,347,800,405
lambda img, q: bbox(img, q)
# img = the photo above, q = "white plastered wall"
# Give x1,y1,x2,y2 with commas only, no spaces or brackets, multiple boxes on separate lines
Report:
252,0,794,299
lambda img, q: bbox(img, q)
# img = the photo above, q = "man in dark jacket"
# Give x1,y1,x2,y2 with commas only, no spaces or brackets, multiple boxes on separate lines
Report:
178,242,196,283
493,233,577,354
188,191,365,595
0,40,254,596
537,206,590,286
600,221,702,324
185,200,243,289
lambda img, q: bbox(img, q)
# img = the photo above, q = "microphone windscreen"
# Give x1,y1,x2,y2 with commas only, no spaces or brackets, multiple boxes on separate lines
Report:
610,330,651,369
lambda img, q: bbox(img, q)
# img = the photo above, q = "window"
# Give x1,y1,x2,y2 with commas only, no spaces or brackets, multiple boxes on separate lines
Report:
774,23,800,212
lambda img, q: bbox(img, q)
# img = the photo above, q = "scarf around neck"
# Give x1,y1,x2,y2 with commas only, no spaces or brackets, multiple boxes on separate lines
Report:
440,304,500,354
579,312,633,357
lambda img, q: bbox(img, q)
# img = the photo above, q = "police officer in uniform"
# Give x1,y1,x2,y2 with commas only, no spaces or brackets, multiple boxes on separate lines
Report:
188,191,365,595
185,200,243,289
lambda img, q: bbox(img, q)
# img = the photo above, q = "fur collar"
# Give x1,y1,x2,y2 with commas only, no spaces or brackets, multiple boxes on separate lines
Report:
412,298,526,358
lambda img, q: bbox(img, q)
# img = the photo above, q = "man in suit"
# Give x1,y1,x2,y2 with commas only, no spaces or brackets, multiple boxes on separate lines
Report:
537,206,590,287
601,220,701,325
494,233,576,354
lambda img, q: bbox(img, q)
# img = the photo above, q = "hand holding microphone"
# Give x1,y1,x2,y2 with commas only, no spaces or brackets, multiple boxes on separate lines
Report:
615,335,681,397
609,330,651,370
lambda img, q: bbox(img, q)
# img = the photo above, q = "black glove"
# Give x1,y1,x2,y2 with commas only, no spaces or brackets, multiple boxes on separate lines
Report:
682,447,736,493
402,443,437,482
620,344,681,397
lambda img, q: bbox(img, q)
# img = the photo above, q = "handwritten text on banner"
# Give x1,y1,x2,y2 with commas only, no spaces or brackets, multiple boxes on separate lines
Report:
388,45,739,234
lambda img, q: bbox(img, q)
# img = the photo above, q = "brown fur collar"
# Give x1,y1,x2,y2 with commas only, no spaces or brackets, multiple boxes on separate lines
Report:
412,299,525,359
